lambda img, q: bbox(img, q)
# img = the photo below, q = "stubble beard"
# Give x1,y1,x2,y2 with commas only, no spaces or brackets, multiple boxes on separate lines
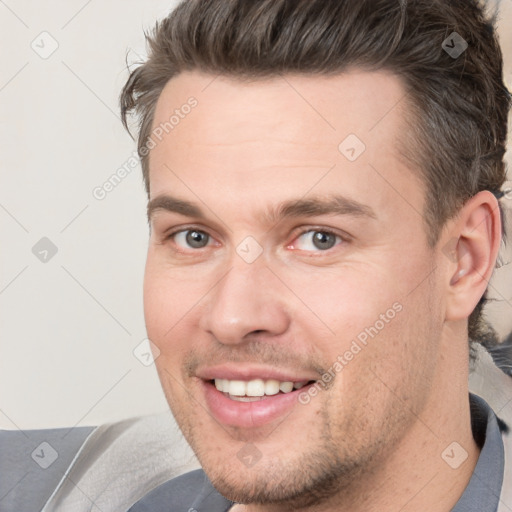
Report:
178,398,407,511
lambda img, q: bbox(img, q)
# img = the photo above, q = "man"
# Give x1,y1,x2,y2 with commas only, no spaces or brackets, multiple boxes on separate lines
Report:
120,0,512,510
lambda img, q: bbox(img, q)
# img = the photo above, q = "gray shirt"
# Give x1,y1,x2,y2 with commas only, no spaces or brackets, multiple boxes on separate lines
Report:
128,393,506,512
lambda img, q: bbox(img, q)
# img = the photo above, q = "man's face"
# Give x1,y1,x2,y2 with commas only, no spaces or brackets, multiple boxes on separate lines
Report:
144,70,446,506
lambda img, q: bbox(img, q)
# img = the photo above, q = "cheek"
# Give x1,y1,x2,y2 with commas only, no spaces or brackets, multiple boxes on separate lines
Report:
143,255,202,340
284,264,402,344
342,277,441,406
143,273,171,341
289,260,436,394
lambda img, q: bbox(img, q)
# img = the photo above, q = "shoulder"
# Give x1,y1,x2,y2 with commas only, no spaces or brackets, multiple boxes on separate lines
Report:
469,344,512,509
0,412,200,512
127,468,234,512
0,425,95,512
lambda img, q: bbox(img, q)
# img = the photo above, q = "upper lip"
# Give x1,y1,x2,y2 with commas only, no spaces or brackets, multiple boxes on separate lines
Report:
195,364,318,383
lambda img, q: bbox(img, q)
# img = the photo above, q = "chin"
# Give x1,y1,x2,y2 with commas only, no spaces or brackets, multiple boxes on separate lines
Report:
197,442,366,509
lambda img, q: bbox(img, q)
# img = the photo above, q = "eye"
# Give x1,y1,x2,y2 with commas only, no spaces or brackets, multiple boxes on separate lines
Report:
291,230,342,252
172,229,212,249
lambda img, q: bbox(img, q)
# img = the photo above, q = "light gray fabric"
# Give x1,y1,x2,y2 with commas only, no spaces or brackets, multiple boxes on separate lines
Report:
40,410,200,512
0,426,94,512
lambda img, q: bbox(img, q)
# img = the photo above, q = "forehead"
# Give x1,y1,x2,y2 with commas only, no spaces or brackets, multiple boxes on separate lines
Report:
148,69,425,231
151,69,410,153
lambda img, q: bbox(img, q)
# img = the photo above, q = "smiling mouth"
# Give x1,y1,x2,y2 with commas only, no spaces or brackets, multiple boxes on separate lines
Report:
210,378,316,401
201,376,319,428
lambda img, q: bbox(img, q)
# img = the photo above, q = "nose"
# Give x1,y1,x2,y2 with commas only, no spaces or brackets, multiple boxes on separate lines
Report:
199,258,291,345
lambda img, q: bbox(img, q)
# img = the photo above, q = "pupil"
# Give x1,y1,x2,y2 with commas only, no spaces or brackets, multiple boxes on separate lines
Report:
187,230,208,248
313,231,335,250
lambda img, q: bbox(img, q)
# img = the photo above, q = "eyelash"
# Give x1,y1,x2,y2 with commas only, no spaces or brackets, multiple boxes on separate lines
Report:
163,225,348,254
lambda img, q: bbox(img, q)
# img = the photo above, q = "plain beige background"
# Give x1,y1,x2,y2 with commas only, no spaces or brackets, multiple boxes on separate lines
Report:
1,0,511,430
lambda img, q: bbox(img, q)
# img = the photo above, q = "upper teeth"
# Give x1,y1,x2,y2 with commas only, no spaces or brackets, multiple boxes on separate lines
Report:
214,379,307,396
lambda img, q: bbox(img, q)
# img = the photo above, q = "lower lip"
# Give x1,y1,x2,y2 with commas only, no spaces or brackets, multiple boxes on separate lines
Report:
201,380,315,428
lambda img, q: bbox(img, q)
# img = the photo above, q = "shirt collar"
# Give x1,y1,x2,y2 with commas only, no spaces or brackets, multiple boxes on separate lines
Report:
451,393,505,512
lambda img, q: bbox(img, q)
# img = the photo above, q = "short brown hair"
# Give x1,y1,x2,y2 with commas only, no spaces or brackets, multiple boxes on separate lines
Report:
120,0,510,348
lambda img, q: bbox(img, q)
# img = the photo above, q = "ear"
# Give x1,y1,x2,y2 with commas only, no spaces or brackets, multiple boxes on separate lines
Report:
444,190,502,322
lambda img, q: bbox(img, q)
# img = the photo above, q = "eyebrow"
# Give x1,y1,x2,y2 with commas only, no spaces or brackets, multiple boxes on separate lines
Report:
147,194,377,224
